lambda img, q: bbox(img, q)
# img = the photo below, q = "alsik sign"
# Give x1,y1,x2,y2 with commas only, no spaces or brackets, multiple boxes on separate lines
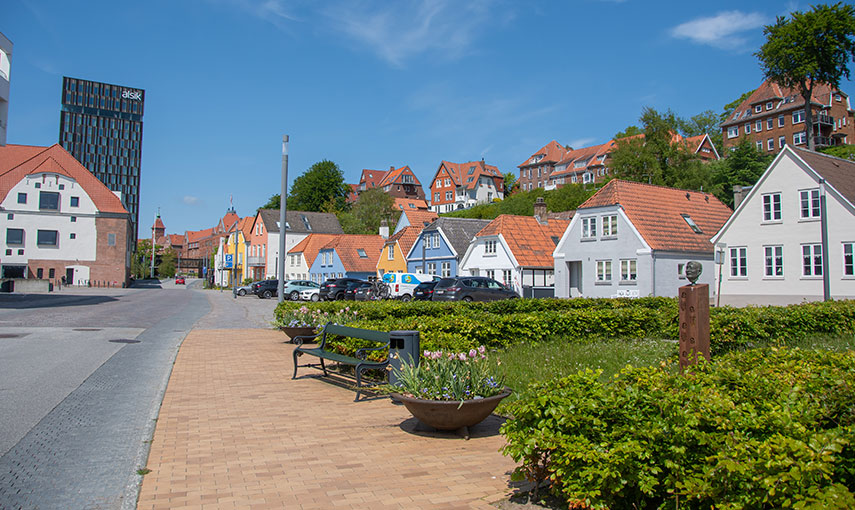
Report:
122,89,143,101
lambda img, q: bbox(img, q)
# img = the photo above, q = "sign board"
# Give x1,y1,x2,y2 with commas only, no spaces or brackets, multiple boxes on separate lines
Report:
224,254,233,269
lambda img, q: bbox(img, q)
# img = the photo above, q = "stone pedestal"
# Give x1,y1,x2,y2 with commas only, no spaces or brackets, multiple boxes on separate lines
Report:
678,283,710,369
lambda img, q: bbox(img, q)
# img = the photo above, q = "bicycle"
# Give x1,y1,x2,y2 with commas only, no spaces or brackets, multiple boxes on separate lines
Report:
367,276,390,300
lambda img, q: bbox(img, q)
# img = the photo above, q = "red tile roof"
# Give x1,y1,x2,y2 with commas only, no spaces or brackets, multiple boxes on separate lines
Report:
168,234,185,246
288,234,339,267
394,197,429,210
320,235,385,273
721,79,843,127
578,179,731,254
0,143,128,214
359,169,386,190
385,225,421,257
437,160,504,191
401,209,438,229
476,215,569,268
186,227,215,243
153,216,165,230
518,140,570,168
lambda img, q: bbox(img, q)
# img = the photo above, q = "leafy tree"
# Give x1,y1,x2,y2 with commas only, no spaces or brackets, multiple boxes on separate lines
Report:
614,125,643,139
261,160,351,212
819,143,855,160
337,187,400,235
260,194,280,210
709,138,774,208
756,3,855,151
157,249,177,278
679,110,724,152
721,89,755,124
503,172,518,195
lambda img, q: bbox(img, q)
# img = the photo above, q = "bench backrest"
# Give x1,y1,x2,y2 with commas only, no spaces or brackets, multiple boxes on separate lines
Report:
324,323,390,344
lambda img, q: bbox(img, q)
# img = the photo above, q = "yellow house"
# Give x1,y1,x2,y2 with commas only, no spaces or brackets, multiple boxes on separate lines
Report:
225,217,253,286
376,226,420,277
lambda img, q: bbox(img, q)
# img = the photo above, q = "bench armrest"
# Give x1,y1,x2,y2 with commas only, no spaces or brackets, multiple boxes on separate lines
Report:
355,342,389,360
292,330,322,346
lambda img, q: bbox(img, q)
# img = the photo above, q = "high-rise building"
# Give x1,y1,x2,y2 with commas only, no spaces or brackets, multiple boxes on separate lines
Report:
59,76,144,242
0,32,12,146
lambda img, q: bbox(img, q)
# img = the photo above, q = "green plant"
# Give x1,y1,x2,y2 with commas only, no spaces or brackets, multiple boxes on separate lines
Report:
136,468,151,475
386,347,505,402
271,304,359,329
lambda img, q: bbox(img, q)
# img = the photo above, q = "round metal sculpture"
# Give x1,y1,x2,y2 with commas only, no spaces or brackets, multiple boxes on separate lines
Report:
685,261,703,285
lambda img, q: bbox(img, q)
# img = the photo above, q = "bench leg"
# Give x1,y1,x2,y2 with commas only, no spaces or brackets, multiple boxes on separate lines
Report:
320,357,328,377
292,350,300,379
355,366,363,402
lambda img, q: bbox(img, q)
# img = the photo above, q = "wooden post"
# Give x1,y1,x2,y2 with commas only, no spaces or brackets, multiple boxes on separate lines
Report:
678,283,710,369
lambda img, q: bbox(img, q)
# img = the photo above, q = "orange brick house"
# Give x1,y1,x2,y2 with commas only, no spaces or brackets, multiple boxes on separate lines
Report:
428,160,504,213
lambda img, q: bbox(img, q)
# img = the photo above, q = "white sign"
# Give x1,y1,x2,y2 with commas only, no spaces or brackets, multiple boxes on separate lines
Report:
122,89,142,101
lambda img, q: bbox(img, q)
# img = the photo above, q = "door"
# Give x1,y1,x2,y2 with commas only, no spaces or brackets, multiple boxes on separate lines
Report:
568,261,582,297
66,268,74,286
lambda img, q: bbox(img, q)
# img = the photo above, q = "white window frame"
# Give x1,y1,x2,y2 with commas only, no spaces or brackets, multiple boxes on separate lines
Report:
730,247,747,277
764,245,783,277
601,215,618,237
442,262,451,277
767,138,774,151
620,259,637,282
596,260,612,283
431,233,440,249
799,189,820,219
502,269,512,286
744,123,751,134
387,245,394,260
844,243,854,277
793,131,806,145
802,244,822,277
778,115,785,127
793,109,805,124
755,120,762,132
486,269,495,280
762,192,782,221
485,239,496,255
727,126,739,138
427,262,437,275
581,217,597,239
779,135,786,148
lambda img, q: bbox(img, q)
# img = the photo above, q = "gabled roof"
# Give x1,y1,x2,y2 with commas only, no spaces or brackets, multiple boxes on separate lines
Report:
422,217,492,257
217,210,240,234
394,197,429,210
552,141,615,177
400,209,438,229
236,216,253,237
288,233,339,267
721,79,846,127
578,179,731,254
790,146,855,206
186,227,214,243
153,216,165,230
385,225,420,257
476,215,569,268
257,209,344,235
320,234,385,273
519,140,570,168
0,143,128,214
359,169,386,189
168,234,185,246
377,165,422,188
436,160,504,191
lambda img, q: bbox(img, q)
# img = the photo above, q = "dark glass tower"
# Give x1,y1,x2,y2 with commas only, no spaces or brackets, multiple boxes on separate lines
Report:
59,76,144,242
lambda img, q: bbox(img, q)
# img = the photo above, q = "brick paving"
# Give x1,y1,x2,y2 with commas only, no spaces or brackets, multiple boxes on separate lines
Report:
137,329,517,509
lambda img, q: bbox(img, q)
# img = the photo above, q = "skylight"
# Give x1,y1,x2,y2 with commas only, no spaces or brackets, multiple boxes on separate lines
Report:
301,215,311,231
681,214,703,234
357,249,367,258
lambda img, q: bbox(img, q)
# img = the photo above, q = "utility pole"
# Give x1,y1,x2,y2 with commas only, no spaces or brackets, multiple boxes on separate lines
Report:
149,210,156,279
278,135,289,303
820,179,830,301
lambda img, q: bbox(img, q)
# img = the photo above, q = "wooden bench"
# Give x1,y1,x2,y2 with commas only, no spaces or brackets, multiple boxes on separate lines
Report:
292,323,390,401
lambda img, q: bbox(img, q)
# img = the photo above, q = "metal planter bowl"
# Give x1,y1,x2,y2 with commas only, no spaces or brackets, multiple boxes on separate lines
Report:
391,388,512,435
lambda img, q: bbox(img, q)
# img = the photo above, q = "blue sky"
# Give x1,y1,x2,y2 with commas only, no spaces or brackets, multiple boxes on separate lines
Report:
6,0,853,235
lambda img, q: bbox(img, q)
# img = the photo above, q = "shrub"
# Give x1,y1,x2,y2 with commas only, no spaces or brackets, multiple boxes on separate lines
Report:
500,347,855,509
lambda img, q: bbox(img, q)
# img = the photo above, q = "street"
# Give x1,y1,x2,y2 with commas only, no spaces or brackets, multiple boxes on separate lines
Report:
0,280,279,509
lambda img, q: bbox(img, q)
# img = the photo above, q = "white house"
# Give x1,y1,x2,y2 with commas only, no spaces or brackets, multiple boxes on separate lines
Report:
460,214,569,295
0,143,132,286
252,209,344,279
711,145,855,305
286,233,339,282
553,179,732,298
428,160,504,213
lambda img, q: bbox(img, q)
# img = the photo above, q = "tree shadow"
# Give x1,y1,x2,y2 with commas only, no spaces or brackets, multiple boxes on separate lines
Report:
0,294,120,309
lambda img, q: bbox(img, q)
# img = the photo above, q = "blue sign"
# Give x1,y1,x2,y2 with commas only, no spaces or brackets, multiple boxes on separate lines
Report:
224,254,234,269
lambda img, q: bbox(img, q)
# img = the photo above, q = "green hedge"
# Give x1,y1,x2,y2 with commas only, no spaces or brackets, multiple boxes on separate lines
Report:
500,348,855,509
275,298,855,355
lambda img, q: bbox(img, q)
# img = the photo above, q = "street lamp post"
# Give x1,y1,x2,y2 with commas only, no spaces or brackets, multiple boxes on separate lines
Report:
278,135,289,303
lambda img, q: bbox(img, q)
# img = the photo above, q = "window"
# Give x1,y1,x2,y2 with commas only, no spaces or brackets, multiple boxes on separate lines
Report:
486,269,495,280
6,228,24,245
427,262,436,275
779,135,786,148
444,178,450,187
754,105,762,113
430,233,440,249
468,166,475,175
767,118,774,130
37,230,58,247
17,192,26,204
356,249,367,258
766,101,773,110
762,193,782,221
70,216,76,223
756,141,763,150
49,268,55,279
37,268,44,279
678,263,685,279
620,259,637,281
445,191,452,200
581,217,597,239
67,196,78,207
387,245,394,260
793,109,805,124
602,215,618,237
70,233,76,239
442,262,451,277
844,243,854,276
35,182,40,189
727,126,739,138
764,246,783,277
434,192,440,202
39,191,60,210
802,244,822,276
756,120,762,132
485,239,497,254
800,189,820,219
502,270,511,285
767,138,774,151
744,123,751,134
596,260,612,282
681,214,703,234
793,131,806,145
730,247,747,277
778,115,785,127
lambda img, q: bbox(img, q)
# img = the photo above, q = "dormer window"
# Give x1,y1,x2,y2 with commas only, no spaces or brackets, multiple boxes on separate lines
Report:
681,214,703,234
754,105,762,113
468,166,475,174
766,101,773,110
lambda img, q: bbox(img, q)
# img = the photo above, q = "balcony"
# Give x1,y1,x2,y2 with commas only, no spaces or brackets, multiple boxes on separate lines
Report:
813,114,834,126
813,136,842,148
247,256,265,267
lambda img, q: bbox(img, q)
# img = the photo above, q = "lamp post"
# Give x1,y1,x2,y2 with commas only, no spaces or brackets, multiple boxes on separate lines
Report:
820,179,830,301
278,135,289,303
149,211,156,279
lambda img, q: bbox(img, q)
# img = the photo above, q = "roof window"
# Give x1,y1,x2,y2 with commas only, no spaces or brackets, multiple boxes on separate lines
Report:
766,101,773,110
754,105,762,113
357,249,367,258
681,214,703,234
468,166,475,174
301,215,311,231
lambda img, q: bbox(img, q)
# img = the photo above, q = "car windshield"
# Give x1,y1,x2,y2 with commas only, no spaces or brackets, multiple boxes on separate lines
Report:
434,278,455,289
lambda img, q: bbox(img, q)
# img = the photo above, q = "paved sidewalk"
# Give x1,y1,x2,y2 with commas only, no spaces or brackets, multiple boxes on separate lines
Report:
137,329,517,509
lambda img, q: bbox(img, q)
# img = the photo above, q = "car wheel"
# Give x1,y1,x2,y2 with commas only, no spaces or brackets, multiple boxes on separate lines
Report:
238,289,246,296
290,290,300,301
462,296,473,303
400,294,412,302
310,293,319,302
262,290,273,299
334,291,344,300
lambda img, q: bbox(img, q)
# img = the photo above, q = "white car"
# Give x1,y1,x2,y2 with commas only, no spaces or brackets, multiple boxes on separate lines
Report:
300,288,320,302
382,272,441,301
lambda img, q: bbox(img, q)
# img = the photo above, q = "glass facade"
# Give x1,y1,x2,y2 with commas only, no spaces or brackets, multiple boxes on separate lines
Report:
59,76,144,242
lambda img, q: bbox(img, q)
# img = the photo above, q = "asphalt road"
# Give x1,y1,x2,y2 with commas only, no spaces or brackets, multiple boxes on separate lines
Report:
0,279,281,509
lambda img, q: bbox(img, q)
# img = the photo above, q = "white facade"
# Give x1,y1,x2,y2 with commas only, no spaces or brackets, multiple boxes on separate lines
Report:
285,250,311,280
460,234,555,295
0,31,11,146
264,231,309,278
711,147,855,305
1,173,98,274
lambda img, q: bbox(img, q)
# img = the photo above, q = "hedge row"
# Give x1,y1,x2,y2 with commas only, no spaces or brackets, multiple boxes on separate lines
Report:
500,347,855,509
274,298,855,354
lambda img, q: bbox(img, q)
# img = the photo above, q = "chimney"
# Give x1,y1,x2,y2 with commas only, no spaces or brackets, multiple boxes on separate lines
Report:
390,165,395,172
379,219,389,239
732,185,752,209
533,197,547,224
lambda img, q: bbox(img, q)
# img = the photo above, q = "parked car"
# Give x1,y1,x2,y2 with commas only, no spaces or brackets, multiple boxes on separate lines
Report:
175,276,185,285
412,280,439,301
431,276,518,302
282,280,320,301
382,272,440,301
319,278,364,301
253,279,279,299
354,284,374,301
300,288,320,302
343,281,371,300
235,281,259,296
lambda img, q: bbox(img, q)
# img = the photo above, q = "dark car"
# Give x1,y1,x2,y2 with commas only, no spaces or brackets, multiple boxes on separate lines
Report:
431,276,518,302
319,278,364,301
413,281,438,301
354,284,374,301
343,280,370,300
252,279,279,299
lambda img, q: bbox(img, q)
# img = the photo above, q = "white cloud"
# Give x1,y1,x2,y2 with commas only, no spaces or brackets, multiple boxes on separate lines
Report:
183,195,200,206
669,11,770,50
568,137,596,149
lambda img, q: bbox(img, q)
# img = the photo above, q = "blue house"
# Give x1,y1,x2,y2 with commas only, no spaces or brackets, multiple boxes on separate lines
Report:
308,234,385,281
406,218,491,277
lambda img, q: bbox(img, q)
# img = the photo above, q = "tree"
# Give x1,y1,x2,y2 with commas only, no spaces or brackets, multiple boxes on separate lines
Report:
721,90,755,124
261,160,351,212
259,194,280,210
158,249,177,278
819,143,855,160
336,188,400,235
503,172,518,195
756,3,855,151
614,125,643,139
709,137,774,208
679,110,724,151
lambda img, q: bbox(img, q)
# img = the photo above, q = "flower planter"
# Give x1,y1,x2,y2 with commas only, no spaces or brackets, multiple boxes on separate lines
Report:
391,388,512,438
280,326,317,342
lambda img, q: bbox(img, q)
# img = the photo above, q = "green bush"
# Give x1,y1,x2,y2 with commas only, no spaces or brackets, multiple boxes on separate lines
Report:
500,347,855,509
274,299,855,356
